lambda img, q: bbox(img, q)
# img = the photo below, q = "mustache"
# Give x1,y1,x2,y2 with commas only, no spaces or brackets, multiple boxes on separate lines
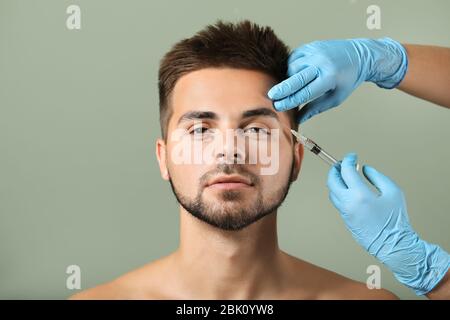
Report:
200,164,260,188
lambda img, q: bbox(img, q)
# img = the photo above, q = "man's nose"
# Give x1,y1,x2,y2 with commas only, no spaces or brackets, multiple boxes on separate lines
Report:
215,129,246,164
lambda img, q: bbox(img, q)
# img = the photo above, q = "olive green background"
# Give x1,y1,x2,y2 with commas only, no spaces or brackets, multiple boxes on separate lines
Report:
0,0,449,299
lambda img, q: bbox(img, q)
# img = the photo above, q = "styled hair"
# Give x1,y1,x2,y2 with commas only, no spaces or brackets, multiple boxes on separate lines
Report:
158,20,298,140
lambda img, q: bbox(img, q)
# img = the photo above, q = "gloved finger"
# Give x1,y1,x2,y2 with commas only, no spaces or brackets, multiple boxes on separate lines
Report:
328,190,344,212
287,47,307,65
287,56,311,77
327,163,348,196
340,153,370,191
272,73,331,111
296,90,339,124
268,66,318,101
362,165,399,196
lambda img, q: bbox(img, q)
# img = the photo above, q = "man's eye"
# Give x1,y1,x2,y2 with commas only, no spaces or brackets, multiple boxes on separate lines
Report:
190,127,209,135
244,127,270,135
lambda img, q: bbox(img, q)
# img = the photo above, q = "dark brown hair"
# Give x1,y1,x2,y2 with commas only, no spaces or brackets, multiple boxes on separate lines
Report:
158,20,298,140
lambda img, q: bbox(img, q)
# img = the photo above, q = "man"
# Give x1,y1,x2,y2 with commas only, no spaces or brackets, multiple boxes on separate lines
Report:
71,20,397,300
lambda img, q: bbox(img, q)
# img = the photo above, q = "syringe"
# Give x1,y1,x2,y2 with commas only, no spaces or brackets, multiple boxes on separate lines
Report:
290,129,360,171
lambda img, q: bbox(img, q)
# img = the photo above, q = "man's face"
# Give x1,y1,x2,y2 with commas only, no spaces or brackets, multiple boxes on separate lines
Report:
156,68,303,231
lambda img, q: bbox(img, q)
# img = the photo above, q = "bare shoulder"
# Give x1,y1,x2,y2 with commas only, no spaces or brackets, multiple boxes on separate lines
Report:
69,254,174,300
68,281,125,300
281,252,398,300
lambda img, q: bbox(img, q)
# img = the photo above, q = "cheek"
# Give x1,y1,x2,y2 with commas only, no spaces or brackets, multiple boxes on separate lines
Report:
167,161,206,195
245,136,278,165
280,143,294,174
250,135,292,174
168,162,199,182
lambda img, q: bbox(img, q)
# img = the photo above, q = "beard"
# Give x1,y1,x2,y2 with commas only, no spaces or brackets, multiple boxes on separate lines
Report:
168,159,295,231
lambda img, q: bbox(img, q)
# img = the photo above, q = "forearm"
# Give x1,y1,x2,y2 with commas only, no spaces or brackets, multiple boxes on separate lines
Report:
426,269,450,300
397,44,450,108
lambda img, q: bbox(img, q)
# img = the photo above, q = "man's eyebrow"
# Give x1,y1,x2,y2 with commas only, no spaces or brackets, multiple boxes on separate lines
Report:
242,107,279,121
177,111,218,125
176,107,279,125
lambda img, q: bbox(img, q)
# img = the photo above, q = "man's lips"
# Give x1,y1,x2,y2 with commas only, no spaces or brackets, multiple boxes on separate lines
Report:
206,175,254,190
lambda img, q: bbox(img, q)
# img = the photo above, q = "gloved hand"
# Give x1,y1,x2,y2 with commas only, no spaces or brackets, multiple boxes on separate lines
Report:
267,38,408,124
327,153,450,295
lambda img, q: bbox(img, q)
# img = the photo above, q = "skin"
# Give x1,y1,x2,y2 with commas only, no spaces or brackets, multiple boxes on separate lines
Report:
398,44,450,108
70,68,397,300
426,270,450,300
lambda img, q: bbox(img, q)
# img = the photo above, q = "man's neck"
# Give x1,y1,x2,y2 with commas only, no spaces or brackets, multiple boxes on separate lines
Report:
172,207,285,299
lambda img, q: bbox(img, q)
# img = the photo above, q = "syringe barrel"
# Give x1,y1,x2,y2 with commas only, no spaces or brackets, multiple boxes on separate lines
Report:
317,149,339,166
301,134,360,170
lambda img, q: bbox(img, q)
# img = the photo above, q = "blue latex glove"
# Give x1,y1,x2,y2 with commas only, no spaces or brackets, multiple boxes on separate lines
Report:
267,38,408,124
327,153,450,295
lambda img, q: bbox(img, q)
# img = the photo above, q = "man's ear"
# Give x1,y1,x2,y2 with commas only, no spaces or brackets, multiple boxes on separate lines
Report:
290,141,304,182
156,138,170,181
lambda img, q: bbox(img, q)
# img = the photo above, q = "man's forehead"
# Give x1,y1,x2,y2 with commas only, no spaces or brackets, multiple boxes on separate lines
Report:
171,68,276,106
175,67,276,89
168,67,292,128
